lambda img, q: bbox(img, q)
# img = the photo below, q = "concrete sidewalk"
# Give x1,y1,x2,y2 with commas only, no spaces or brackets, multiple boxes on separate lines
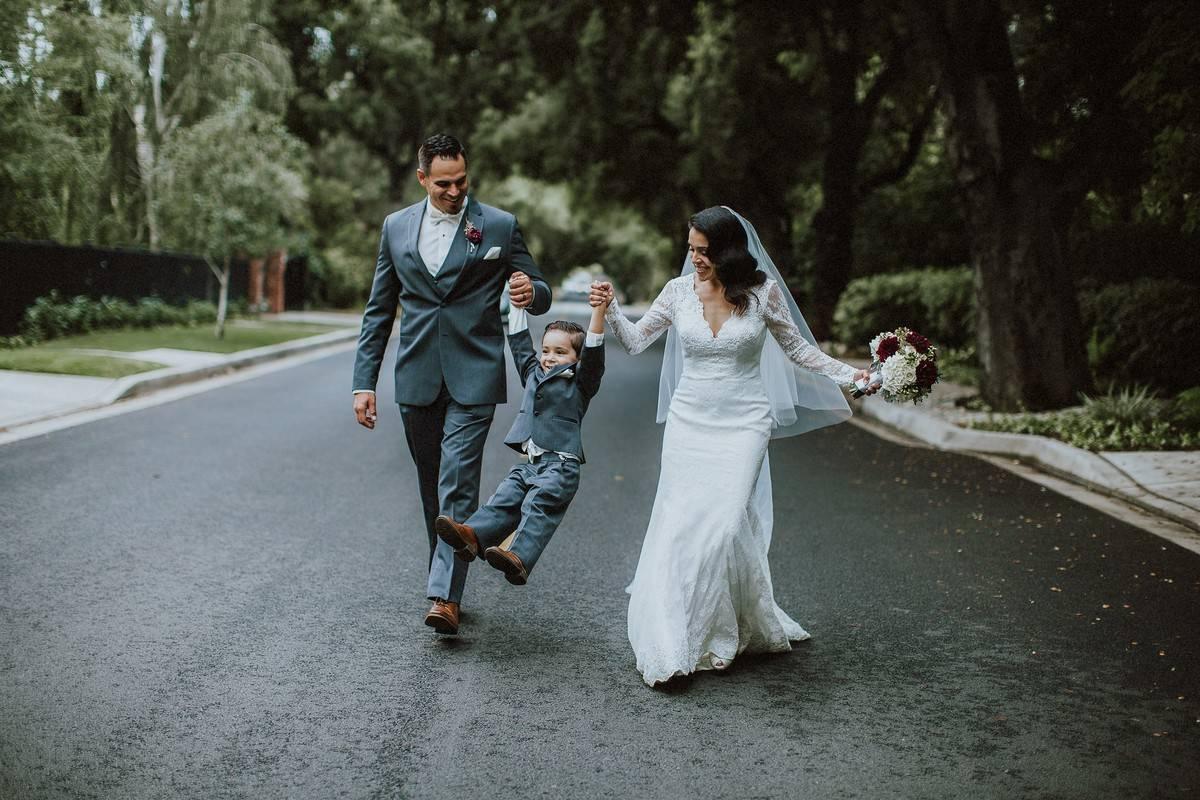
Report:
853,378,1200,533
0,312,360,433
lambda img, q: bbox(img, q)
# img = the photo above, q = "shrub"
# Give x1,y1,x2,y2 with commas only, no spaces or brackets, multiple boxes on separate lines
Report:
1170,387,1200,431
17,292,219,344
1077,278,1200,394
305,247,374,309
1080,384,1166,425
969,412,1197,451
833,267,974,351
969,383,1199,451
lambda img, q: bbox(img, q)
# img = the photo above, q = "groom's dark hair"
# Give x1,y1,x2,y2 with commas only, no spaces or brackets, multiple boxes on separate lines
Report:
544,320,586,355
418,134,467,173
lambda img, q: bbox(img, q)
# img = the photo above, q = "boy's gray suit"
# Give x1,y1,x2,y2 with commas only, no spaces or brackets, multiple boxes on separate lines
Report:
465,327,604,575
352,197,551,604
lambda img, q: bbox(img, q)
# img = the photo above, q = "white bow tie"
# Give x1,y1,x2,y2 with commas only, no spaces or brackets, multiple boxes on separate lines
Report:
428,207,460,225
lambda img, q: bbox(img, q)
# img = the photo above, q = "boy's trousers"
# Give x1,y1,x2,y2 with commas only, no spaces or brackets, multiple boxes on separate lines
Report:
465,453,581,575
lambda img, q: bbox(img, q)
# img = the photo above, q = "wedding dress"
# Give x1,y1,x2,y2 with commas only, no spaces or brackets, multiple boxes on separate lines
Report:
606,276,860,685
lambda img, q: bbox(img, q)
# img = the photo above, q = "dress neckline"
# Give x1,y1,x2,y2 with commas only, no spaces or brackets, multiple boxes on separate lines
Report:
690,276,734,339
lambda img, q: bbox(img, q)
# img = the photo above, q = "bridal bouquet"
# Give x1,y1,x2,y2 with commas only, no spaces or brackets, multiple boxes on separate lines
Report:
854,327,940,403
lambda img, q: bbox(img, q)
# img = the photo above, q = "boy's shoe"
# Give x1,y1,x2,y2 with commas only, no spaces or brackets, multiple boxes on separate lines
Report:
424,600,460,635
435,515,479,562
484,546,528,586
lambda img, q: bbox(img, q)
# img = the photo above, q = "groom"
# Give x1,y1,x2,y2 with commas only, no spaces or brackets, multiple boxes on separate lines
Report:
352,134,552,635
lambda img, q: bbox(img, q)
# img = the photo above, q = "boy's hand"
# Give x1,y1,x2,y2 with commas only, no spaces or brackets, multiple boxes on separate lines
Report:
510,272,534,308
589,281,614,307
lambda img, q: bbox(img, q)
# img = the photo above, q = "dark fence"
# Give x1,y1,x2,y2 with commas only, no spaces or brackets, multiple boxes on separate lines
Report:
0,240,249,335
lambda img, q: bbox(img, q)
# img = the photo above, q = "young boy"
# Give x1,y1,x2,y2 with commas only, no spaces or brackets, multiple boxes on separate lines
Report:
433,289,607,585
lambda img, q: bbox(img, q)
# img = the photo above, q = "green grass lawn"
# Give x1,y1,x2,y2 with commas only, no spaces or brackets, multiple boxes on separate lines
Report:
0,349,165,378
39,321,339,354
0,321,342,377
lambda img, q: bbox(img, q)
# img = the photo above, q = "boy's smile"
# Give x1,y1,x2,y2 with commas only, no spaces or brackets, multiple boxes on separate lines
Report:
540,330,579,371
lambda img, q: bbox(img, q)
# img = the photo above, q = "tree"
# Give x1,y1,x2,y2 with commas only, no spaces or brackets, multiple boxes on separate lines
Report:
156,101,309,336
128,0,293,247
916,0,1092,410
801,0,939,338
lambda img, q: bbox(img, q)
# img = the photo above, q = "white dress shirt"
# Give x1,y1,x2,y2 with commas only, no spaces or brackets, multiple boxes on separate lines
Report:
508,307,603,461
418,197,467,277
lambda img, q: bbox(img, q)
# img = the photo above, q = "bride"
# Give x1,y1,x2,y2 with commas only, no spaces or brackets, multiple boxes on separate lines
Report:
590,206,876,686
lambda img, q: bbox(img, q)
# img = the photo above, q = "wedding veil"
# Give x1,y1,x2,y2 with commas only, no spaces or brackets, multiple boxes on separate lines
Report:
656,206,852,438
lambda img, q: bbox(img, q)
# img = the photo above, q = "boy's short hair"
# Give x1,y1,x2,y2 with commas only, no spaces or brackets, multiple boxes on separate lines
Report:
543,320,585,355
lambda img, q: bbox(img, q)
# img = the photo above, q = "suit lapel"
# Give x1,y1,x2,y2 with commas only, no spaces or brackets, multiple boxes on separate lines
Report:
439,198,483,298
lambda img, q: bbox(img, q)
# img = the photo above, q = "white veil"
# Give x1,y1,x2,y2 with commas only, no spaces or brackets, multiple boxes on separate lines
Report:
656,206,852,438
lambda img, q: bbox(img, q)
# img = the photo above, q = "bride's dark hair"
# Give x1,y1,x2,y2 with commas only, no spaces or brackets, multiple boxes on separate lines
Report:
689,206,766,314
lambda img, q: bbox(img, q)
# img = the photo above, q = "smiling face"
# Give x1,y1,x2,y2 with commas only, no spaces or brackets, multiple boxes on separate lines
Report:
417,154,469,215
540,329,580,371
687,228,716,282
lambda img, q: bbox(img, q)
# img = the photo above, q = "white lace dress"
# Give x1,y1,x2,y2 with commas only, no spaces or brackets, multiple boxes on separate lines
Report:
606,275,859,686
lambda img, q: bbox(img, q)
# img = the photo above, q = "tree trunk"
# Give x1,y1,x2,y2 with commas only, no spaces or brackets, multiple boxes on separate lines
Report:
929,0,1091,410
810,151,860,341
209,257,230,339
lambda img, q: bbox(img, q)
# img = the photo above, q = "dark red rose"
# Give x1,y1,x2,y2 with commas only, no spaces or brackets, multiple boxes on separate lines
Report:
906,331,931,353
465,225,483,244
916,358,939,388
876,335,900,361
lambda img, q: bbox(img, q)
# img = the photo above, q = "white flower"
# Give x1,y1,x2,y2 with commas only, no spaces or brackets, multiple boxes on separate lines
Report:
880,352,917,396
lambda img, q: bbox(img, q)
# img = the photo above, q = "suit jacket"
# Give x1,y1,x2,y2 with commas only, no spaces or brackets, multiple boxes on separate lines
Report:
352,197,552,406
503,328,605,463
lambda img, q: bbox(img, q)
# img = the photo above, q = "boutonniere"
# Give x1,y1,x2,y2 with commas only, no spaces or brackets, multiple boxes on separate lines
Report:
560,369,575,379
464,221,483,254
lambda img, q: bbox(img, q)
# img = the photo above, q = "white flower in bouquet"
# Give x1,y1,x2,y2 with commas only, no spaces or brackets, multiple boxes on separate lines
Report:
880,351,917,396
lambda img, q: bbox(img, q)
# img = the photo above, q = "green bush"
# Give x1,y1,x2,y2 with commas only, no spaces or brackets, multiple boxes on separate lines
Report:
969,384,1199,451
305,248,374,309
1170,387,1200,431
833,267,974,350
18,292,218,344
969,412,1197,451
1077,278,1200,394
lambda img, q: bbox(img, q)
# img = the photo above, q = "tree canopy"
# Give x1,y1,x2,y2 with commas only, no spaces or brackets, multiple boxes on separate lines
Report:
2,0,1197,407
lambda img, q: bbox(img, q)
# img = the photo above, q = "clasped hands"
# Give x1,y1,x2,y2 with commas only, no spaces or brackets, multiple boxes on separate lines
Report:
588,281,614,308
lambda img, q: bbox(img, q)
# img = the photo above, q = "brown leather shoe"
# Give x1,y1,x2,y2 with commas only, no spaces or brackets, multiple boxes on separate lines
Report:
424,599,460,634
434,515,479,562
483,546,528,586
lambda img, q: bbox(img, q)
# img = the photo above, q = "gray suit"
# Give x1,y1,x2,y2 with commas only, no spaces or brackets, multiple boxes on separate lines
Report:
353,197,551,604
465,327,605,576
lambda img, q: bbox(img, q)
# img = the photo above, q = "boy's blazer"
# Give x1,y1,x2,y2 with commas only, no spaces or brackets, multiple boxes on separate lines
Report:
503,329,604,463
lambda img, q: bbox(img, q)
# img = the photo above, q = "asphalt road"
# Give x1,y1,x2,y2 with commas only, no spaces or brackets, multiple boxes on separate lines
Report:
2,317,1199,799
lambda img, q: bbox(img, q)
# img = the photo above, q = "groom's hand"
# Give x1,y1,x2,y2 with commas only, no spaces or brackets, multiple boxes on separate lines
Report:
509,272,534,308
354,392,377,430
589,281,613,307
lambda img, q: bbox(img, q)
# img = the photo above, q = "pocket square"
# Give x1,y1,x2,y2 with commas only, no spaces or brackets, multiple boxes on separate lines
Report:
483,246,501,260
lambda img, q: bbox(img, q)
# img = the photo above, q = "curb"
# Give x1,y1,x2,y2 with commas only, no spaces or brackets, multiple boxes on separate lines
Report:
0,328,359,434
854,396,1200,534
105,328,358,403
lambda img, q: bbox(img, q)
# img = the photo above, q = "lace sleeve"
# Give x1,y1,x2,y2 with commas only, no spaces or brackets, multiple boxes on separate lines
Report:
763,282,859,386
604,281,675,355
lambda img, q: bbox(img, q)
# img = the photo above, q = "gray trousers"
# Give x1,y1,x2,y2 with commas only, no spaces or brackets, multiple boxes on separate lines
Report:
399,383,495,605
466,457,581,577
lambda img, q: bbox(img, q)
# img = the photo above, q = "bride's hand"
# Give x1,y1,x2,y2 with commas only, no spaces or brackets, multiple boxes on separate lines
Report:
853,368,880,395
589,281,614,307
